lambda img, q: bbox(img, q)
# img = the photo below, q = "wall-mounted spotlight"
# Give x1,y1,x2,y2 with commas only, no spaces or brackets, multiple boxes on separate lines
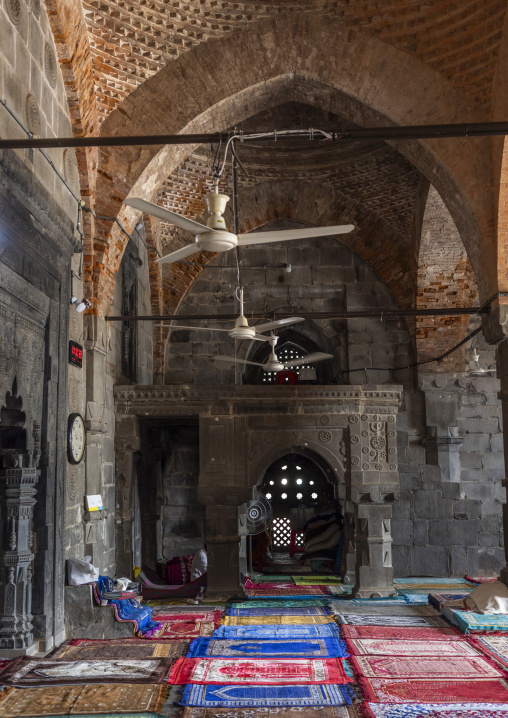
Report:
70,297,92,313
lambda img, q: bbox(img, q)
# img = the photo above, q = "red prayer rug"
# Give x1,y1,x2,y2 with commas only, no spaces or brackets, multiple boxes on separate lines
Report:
341,625,463,641
151,611,222,627
465,575,499,584
350,654,503,679
146,619,217,639
358,677,508,703
346,638,480,657
168,657,352,685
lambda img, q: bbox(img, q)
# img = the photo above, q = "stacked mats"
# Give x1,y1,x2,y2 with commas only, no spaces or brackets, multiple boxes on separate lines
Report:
172,587,356,713
0,602,223,717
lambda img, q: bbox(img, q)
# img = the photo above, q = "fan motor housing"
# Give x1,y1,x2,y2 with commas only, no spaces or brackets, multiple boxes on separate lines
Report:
197,230,237,252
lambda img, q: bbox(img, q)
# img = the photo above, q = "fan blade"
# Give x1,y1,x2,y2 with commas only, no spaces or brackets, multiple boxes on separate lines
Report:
123,198,210,234
237,225,355,246
156,244,201,264
284,352,334,368
254,317,305,334
215,355,265,368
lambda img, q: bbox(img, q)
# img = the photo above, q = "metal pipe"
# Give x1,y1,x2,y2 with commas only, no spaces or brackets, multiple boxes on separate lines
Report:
105,306,486,322
5,121,508,150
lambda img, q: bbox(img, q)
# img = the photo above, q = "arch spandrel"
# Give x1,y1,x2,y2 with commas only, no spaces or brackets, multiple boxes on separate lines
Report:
94,14,495,314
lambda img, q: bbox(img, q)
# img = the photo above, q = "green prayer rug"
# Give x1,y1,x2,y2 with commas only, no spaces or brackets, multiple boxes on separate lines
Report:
293,575,343,585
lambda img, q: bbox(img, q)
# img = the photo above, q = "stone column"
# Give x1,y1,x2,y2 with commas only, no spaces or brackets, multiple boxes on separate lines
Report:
420,375,463,482
0,452,39,654
348,412,400,597
496,338,508,585
114,415,141,578
341,500,356,585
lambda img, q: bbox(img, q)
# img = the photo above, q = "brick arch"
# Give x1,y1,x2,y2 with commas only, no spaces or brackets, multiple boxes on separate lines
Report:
94,12,494,316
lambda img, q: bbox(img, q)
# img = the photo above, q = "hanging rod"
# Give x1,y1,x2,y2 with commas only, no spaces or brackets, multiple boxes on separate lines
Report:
106,306,487,322
4,122,508,150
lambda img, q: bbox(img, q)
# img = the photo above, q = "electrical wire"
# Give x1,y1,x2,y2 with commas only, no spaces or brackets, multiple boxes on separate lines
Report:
0,94,160,258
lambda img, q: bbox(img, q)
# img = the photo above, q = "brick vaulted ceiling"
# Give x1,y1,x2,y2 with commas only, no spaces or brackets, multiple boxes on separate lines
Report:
82,0,507,122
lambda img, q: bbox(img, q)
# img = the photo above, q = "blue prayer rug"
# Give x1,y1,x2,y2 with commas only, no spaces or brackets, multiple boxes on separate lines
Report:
186,636,348,658
226,606,331,616
213,624,343,639
180,683,354,707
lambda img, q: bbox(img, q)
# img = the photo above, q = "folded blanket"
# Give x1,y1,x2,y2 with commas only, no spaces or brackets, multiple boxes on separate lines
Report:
305,523,341,552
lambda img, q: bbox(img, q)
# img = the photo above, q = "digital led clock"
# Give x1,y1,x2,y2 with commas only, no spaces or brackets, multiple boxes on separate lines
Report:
69,340,83,368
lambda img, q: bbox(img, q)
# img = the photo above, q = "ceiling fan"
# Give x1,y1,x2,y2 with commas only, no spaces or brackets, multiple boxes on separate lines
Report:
157,288,305,342
215,333,333,373
124,185,355,264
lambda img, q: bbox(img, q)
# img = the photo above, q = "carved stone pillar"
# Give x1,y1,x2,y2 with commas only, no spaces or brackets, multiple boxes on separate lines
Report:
348,412,400,597
341,501,356,585
420,375,463,482
496,338,508,586
0,452,39,653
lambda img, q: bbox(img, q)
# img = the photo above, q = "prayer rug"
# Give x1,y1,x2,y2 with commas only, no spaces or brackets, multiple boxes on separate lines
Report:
226,606,330,616
294,576,343,585
231,599,330,608
244,581,296,589
222,614,333,625
0,657,174,686
150,610,222,624
179,683,354,707
252,574,295,582
332,598,405,606
329,605,438,616
465,575,499,584
335,615,449,628
187,636,348,658
340,625,462,640
470,635,508,670
350,654,503,679
245,586,332,597
52,638,188,659
0,683,167,716
363,704,508,718
393,583,476,591
358,677,508,703
400,594,430,605
213,624,343,639
428,593,471,610
181,706,352,718
345,638,480,657
169,656,353,685
441,606,508,633
144,618,217,638
394,578,474,586
401,587,475,595
145,601,226,609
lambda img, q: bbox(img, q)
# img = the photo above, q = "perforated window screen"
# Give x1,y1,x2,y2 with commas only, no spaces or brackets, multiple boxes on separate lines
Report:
260,343,311,384
272,517,291,548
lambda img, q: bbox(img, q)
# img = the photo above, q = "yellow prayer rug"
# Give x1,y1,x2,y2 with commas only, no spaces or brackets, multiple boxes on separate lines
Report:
293,576,343,585
0,683,167,717
222,615,334,625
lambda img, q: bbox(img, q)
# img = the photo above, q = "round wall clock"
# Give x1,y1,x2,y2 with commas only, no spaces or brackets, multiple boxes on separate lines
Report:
67,412,85,464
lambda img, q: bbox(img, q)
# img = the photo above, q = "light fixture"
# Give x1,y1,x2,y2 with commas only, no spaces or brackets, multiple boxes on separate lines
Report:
70,297,92,313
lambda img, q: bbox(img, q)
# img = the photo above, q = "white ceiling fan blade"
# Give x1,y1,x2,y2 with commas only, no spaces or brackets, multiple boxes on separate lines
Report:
123,197,210,234
156,243,201,264
215,355,265,368
254,317,305,334
237,225,355,246
284,352,334,368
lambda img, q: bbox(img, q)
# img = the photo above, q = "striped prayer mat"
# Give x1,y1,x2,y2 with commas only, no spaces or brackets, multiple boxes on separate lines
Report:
169,657,353,685
213,624,343,639
222,615,333,625
364,704,508,718
245,586,332,598
225,606,330,616
344,638,480,657
441,606,508,633
187,636,348,658
358,677,508,704
0,684,168,717
393,578,474,585
181,705,352,718
340,625,462,640
350,654,503,679
329,605,438,616
179,683,354,707
335,615,449,628
231,600,330,608
470,634,508,669
332,598,405,606
52,638,188,659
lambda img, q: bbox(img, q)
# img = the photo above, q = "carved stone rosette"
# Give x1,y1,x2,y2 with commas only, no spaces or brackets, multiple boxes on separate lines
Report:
0,460,39,649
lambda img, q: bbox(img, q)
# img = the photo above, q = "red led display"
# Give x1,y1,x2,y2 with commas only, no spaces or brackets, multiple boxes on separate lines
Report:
69,340,83,368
